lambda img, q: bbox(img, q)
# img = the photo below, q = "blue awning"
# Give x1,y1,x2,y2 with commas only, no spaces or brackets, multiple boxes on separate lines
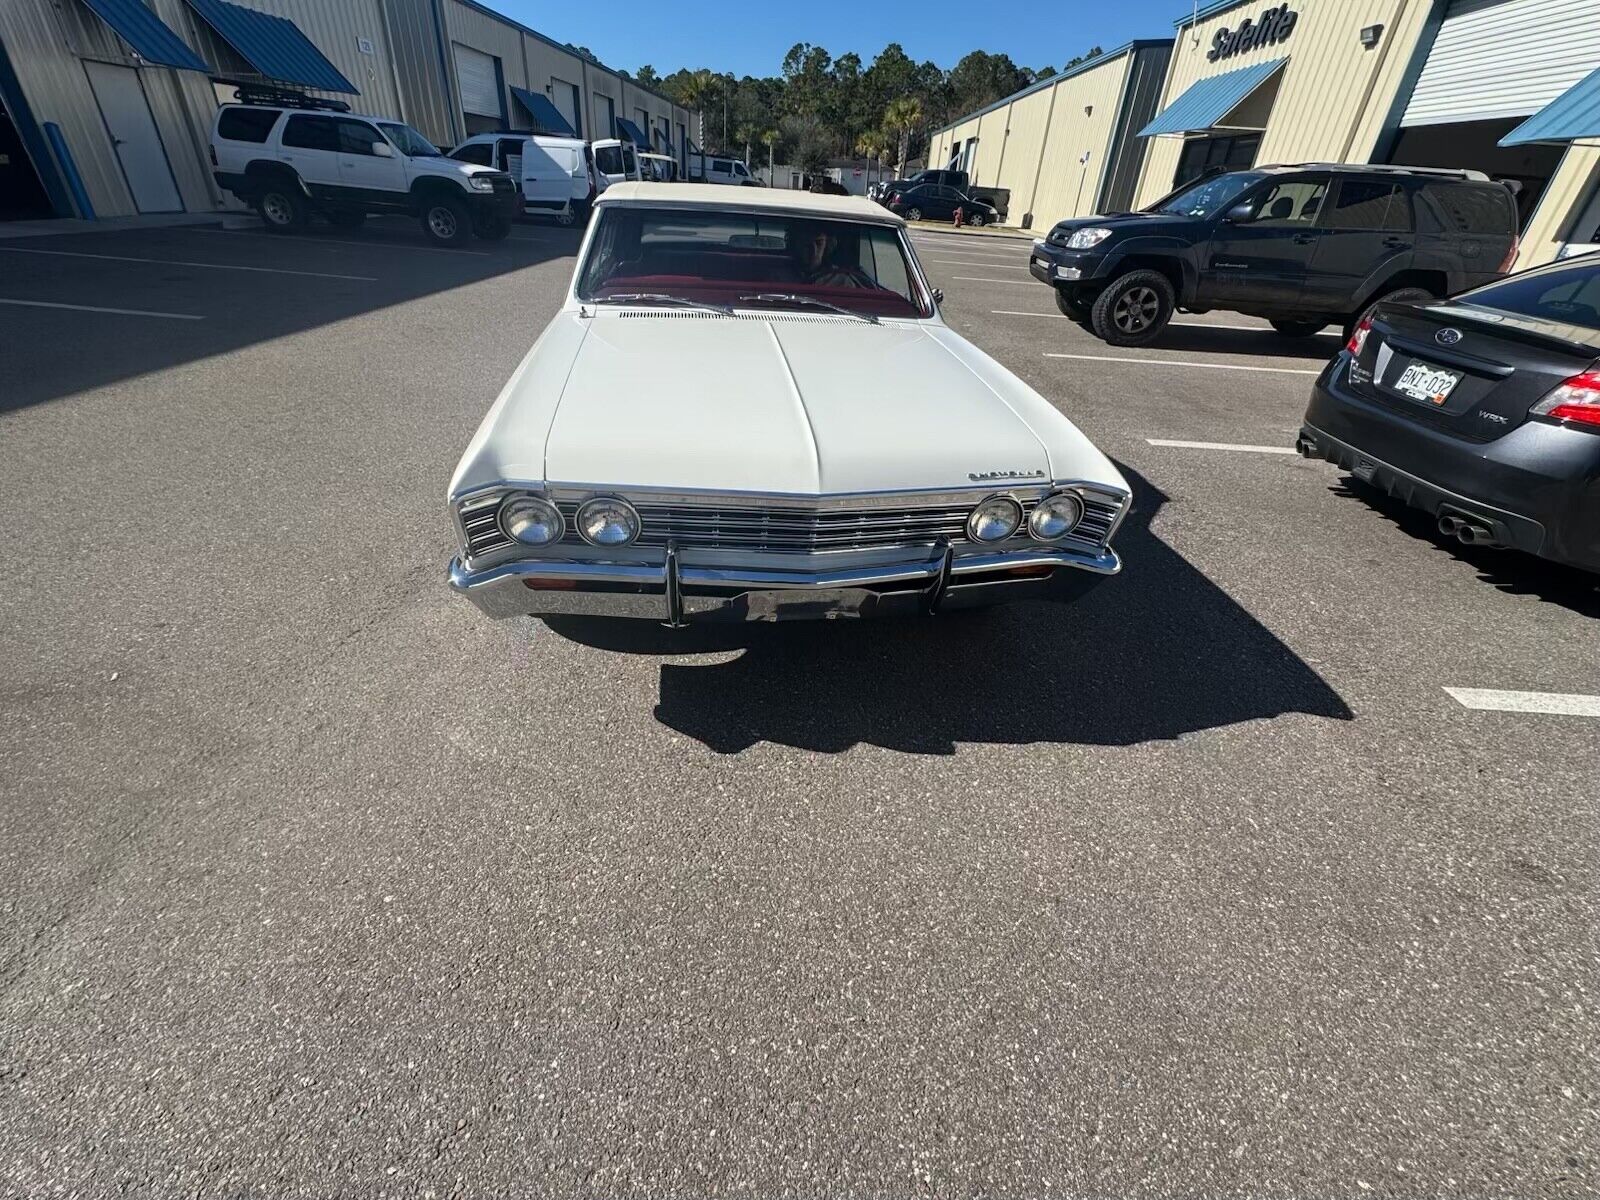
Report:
509,87,576,137
615,118,648,146
1500,67,1600,146
78,0,209,71
1139,58,1286,137
184,0,357,93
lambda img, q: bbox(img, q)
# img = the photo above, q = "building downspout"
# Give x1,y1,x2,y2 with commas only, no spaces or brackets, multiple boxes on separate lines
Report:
1339,0,1412,163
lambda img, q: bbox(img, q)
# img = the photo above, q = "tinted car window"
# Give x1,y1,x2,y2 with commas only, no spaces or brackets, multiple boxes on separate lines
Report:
281,115,339,152
1154,171,1263,218
1462,261,1600,331
1245,178,1328,226
1419,183,1516,235
336,119,386,156
216,107,278,143
594,144,623,175
451,142,493,166
1327,180,1412,232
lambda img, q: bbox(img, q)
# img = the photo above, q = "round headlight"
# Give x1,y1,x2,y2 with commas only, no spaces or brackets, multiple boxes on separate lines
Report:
575,496,641,547
1029,492,1084,541
967,495,1023,543
499,495,563,546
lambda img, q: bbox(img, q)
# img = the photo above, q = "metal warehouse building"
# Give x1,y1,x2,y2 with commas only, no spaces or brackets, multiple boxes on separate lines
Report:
929,0,1600,267
0,0,696,223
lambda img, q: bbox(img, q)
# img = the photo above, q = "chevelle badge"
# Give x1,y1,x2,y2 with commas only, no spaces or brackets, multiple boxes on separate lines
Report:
968,468,1048,482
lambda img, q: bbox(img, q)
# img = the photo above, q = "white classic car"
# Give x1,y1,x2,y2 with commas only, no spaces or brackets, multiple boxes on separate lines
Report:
447,183,1131,625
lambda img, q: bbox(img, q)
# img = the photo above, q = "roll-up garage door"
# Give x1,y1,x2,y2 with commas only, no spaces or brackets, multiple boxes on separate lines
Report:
1400,0,1600,127
454,44,501,118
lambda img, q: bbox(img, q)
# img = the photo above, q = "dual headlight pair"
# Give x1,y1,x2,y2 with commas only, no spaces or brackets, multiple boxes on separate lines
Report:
499,494,638,548
969,491,1083,544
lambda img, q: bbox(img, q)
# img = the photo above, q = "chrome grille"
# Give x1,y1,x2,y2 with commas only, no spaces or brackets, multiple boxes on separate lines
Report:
460,498,513,559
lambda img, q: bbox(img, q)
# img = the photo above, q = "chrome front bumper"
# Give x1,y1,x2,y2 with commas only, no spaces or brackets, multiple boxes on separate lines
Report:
448,544,1120,624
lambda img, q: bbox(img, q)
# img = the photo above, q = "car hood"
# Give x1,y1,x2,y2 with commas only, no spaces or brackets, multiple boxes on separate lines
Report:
451,312,1124,499
1047,211,1193,239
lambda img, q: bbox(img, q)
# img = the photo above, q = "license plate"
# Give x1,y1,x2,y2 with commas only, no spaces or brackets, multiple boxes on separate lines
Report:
1392,361,1461,406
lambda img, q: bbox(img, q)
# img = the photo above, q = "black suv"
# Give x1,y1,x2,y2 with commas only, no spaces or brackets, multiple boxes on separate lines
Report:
1029,164,1519,346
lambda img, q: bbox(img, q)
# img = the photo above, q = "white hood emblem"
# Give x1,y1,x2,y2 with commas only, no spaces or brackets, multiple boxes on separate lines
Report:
969,468,1047,482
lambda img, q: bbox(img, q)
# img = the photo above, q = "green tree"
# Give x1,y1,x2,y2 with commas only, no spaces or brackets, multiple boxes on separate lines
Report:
760,127,780,179
946,51,1029,115
634,64,661,89
884,95,923,178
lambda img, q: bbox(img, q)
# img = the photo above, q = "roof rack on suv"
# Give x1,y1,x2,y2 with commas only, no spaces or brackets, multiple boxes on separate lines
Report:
223,82,351,113
1266,162,1491,181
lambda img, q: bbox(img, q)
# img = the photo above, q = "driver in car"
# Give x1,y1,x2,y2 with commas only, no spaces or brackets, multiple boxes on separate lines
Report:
790,223,876,288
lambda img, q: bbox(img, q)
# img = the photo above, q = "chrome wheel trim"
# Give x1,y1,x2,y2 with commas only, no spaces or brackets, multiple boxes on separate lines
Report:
427,205,459,239
1113,285,1160,333
905,207,921,221
261,193,292,225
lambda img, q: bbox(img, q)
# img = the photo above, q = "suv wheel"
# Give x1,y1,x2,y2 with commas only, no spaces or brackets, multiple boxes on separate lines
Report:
1346,286,1436,339
1091,269,1174,346
420,195,472,247
1269,319,1327,338
256,185,307,233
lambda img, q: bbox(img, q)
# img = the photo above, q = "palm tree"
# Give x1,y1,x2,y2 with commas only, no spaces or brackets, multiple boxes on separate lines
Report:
760,128,780,181
677,69,716,149
884,97,923,179
855,130,887,184
735,124,757,169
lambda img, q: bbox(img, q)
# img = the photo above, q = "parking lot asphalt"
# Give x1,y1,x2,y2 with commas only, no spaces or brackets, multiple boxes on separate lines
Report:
1,216,1596,1197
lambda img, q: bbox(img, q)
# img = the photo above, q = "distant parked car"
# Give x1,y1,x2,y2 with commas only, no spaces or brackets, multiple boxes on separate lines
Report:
1299,254,1600,574
209,89,518,246
807,176,849,196
873,171,1009,219
1030,163,1519,346
450,132,598,226
885,184,1000,226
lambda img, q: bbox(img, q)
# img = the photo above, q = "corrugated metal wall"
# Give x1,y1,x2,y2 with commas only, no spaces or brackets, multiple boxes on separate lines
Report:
1028,56,1137,229
1099,42,1173,211
381,0,457,145
1135,0,1411,205
1521,145,1600,266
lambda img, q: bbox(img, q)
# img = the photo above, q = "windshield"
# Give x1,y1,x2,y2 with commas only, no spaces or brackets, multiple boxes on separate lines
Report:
575,207,932,319
1154,171,1264,218
379,123,441,157
1459,259,1600,331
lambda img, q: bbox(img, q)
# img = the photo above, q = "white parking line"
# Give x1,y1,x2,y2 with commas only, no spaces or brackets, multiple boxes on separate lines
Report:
190,227,489,256
926,257,1032,267
992,308,1339,335
0,296,202,320
955,276,1039,286
1444,688,1600,717
1045,352,1321,375
1145,438,1297,454
0,245,375,281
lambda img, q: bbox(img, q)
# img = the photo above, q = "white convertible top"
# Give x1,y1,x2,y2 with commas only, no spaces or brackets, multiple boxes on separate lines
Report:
595,181,904,225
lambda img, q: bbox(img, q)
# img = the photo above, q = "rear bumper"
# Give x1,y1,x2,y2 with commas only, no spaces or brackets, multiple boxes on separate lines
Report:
448,544,1120,624
1301,358,1600,571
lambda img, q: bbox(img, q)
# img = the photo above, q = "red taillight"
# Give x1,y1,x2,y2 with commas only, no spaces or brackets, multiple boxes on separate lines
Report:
1532,368,1600,428
1496,236,1520,274
1346,316,1372,356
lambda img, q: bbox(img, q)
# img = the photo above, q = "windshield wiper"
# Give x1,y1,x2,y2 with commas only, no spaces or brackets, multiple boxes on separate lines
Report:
738,293,879,324
594,292,733,317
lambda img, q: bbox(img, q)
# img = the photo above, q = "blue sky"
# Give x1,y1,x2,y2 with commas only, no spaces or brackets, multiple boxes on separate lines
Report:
503,0,1189,78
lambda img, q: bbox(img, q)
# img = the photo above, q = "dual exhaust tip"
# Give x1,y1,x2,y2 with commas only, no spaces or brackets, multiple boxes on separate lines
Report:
1438,513,1501,548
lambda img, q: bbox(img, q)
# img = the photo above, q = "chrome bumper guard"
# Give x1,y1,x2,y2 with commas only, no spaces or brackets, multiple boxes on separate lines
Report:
448,544,1120,624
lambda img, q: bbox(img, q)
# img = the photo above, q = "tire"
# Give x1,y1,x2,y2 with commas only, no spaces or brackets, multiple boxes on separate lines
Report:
1090,269,1175,346
1269,318,1327,337
966,211,987,227
326,210,366,230
1054,287,1090,321
255,183,307,233
419,194,473,247
552,204,577,227
474,213,511,241
1346,286,1435,340
904,207,922,221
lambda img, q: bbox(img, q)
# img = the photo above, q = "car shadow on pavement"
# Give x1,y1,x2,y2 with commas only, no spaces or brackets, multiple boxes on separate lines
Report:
1331,480,1600,617
546,465,1354,753
1145,325,1342,362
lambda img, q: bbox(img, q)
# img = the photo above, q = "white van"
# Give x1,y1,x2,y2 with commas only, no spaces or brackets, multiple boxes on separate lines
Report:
638,152,678,182
687,152,757,187
450,132,597,226
592,138,642,189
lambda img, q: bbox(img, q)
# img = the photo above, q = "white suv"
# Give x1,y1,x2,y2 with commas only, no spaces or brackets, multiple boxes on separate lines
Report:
210,97,520,247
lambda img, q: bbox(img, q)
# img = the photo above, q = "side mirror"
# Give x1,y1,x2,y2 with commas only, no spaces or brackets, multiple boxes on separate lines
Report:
1222,201,1252,224
372,141,394,158
932,288,944,306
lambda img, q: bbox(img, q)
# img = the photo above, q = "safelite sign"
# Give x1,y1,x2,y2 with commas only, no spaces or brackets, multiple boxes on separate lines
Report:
1207,4,1298,62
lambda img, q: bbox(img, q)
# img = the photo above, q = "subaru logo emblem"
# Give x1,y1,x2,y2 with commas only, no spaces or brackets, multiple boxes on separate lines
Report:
1436,328,1462,346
